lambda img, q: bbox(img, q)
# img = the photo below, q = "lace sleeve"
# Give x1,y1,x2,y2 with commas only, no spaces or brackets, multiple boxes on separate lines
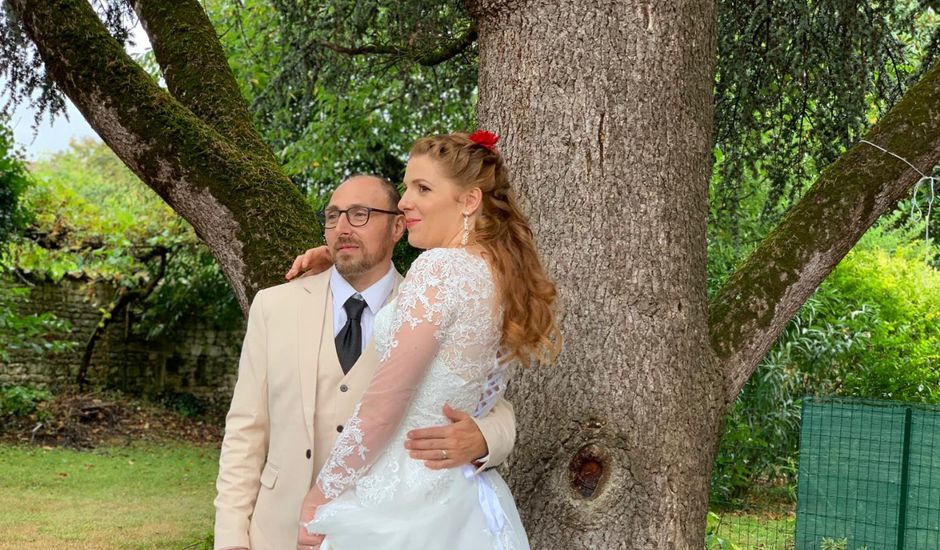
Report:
303,250,459,515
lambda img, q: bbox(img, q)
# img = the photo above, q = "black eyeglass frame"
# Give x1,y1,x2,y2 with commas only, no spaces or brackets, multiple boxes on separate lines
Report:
319,205,402,228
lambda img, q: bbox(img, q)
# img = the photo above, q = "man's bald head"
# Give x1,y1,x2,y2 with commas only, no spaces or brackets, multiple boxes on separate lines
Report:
338,174,400,211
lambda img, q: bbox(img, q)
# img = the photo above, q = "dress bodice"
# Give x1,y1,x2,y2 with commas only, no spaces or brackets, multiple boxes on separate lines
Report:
307,248,528,550
372,248,504,421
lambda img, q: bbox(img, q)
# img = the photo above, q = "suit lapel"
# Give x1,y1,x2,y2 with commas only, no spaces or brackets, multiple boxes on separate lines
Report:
298,271,331,447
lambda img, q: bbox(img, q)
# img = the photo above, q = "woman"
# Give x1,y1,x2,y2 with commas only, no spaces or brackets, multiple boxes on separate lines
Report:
296,131,560,550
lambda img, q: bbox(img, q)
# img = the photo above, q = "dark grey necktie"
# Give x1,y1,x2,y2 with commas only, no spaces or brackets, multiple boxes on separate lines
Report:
336,295,367,374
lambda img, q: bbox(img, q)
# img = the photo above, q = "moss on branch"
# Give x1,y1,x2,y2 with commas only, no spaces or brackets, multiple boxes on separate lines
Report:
709,59,940,397
133,0,276,162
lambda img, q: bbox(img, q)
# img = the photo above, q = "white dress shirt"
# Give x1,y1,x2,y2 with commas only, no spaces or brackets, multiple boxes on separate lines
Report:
329,263,398,348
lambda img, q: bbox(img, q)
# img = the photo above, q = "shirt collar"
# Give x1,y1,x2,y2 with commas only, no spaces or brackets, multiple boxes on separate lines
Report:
329,263,397,314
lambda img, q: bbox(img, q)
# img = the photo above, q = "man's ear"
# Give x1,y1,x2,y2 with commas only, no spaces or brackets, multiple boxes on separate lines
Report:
463,187,483,215
391,214,406,242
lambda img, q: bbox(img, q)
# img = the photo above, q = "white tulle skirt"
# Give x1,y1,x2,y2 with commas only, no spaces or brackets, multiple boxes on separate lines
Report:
308,463,529,550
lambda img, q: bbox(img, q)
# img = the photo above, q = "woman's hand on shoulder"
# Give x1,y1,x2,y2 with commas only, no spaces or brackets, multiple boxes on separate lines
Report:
285,245,332,280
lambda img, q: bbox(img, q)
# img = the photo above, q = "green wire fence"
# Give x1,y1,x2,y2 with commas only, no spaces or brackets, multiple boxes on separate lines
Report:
795,397,940,550
707,396,940,549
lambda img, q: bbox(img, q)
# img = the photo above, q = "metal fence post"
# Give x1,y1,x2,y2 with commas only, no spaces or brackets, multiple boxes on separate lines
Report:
897,406,913,550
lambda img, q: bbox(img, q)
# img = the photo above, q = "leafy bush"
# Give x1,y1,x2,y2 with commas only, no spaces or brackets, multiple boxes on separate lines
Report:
0,121,29,244
0,385,53,418
712,282,876,505
712,211,940,506
829,244,940,402
0,286,75,361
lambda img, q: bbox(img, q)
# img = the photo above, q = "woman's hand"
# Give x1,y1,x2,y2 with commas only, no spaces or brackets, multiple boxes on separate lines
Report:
296,527,324,550
297,488,326,550
285,245,333,280
296,493,326,550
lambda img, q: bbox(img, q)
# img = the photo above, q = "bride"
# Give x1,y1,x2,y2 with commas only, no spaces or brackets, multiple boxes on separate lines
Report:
295,131,560,550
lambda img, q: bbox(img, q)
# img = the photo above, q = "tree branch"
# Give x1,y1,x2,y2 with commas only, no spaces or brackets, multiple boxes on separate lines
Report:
710,60,940,400
8,0,322,312
77,246,168,389
131,0,275,162
316,25,477,67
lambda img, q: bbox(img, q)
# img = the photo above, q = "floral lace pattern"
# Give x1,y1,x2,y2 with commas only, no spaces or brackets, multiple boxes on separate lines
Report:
315,403,367,499
314,247,505,505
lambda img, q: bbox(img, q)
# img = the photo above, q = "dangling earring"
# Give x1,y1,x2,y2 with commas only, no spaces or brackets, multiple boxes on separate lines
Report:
461,212,470,246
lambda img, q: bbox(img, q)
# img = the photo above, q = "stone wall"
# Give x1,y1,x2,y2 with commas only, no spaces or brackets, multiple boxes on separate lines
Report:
0,276,244,399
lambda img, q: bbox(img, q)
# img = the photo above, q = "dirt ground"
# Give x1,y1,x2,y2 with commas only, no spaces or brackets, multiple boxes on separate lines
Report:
0,391,224,448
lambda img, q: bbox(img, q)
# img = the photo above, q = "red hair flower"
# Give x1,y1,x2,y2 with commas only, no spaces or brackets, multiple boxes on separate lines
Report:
469,130,499,151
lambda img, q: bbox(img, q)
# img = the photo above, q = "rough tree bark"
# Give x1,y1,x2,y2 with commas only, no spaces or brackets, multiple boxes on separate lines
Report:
9,0,940,547
8,0,322,310
470,0,940,547
472,1,724,546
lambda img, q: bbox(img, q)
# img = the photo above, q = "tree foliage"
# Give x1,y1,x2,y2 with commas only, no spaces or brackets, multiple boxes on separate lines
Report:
202,0,476,192
0,0,134,126
712,2,940,243
5,1,937,227
0,121,28,244
11,140,240,340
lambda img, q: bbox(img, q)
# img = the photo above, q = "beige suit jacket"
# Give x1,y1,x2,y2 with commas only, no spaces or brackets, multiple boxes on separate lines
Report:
214,269,517,550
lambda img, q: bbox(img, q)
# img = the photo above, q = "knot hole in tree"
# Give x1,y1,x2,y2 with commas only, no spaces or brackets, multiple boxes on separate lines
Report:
567,443,610,499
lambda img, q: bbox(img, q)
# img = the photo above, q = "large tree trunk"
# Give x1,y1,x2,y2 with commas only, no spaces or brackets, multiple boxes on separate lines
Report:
473,1,726,546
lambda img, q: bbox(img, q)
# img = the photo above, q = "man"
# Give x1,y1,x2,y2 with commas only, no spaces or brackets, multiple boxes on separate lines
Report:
214,175,516,550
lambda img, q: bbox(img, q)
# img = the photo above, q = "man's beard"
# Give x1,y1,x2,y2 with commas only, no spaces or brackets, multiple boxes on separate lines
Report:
333,237,385,278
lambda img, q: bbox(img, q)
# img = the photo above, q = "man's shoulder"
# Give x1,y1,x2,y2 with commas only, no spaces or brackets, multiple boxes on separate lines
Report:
253,271,330,310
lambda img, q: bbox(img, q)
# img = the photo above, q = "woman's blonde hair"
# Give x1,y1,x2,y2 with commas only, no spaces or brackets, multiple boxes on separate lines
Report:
410,133,561,367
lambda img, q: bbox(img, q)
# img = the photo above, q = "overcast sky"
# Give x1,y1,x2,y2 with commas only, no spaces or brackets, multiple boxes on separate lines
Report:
6,23,151,161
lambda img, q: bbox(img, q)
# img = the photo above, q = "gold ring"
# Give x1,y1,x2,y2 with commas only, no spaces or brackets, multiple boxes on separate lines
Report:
442,449,448,459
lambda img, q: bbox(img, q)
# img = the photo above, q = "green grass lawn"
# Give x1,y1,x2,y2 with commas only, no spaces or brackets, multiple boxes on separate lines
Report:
711,483,796,550
1,440,797,549
716,512,795,550
0,442,219,549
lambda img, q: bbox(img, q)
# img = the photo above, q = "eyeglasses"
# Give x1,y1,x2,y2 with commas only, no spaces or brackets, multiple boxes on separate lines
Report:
320,206,401,228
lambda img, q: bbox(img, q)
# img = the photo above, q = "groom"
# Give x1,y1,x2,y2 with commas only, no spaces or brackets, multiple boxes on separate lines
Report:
213,175,517,550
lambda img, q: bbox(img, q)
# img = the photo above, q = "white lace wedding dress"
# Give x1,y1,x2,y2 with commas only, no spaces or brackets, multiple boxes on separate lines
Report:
303,247,529,549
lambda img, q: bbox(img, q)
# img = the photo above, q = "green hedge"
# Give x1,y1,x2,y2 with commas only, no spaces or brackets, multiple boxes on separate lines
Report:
713,220,940,506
